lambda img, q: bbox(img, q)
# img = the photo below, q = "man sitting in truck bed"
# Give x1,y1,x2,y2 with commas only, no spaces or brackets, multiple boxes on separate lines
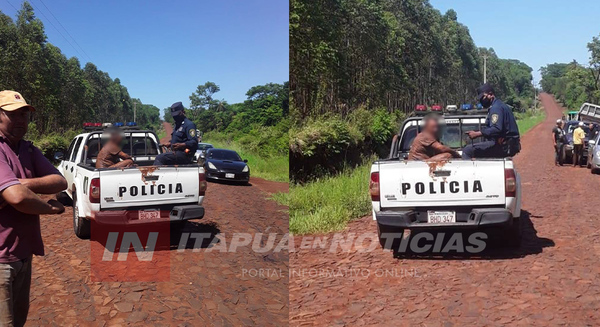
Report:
95,126,134,169
408,114,461,161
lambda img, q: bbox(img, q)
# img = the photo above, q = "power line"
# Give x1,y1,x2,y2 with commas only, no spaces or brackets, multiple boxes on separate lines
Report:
4,0,18,11
28,0,88,62
37,0,91,62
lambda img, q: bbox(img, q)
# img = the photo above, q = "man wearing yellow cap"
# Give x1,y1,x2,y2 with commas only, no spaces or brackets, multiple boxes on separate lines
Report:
0,90,67,326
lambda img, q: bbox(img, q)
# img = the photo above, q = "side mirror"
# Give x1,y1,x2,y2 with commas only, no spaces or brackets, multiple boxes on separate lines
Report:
589,140,596,146
54,151,64,161
243,159,248,163
200,153,206,159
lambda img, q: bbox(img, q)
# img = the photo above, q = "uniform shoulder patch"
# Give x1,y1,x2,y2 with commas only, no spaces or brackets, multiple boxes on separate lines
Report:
491,114,499,124
189,129,196,137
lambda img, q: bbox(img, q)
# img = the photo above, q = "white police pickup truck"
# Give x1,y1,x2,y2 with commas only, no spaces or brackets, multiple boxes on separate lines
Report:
56,123,207,239
369,112,522,250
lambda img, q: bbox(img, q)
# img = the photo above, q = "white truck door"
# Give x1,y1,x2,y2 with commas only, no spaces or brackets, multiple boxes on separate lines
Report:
63,136,82,193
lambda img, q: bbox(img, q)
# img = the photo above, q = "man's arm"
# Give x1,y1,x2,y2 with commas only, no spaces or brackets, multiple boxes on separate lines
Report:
18,174,67,194
431,141,460,158
1,184,64,214
552,130,557,146
117,151,132,160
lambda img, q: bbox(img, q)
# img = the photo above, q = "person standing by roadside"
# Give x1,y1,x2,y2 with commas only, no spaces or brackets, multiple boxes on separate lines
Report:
552,119,566,165
573,121,586,167
0,91,67,327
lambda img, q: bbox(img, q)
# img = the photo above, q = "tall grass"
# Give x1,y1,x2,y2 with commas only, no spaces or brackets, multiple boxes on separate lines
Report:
205,138,289,182
289,162,372,234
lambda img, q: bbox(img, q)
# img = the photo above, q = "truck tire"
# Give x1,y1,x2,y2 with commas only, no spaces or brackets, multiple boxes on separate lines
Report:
56,191,73,206
504,217,522,248
73,193,91,239
377,223,404,250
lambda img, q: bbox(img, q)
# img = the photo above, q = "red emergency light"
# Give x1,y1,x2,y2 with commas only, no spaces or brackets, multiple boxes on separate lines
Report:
431,104,442,111
415,104,426,111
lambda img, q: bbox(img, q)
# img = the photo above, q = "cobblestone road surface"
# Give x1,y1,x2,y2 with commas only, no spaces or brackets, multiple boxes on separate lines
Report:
27,175,288,326
290,93,600,325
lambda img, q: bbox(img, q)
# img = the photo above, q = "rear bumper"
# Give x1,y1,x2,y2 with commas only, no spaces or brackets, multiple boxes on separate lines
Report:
91,205,205,225
376,208,513,229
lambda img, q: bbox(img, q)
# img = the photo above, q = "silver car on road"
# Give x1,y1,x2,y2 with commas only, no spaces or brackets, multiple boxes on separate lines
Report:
587,132,600,173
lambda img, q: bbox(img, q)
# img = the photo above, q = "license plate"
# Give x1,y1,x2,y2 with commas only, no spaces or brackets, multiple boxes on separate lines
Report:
138,209,160,220
427,211,456,223
225,173,235,178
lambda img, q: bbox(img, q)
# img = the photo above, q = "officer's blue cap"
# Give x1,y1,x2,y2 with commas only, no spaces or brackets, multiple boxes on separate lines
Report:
477,83,495,100
170,102,184,117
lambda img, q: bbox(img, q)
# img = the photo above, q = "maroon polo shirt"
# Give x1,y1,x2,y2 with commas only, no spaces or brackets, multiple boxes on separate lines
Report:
0,136,61,263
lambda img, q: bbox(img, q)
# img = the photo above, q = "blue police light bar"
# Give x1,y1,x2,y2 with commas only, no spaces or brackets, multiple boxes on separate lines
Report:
126,122,137,126
114,122,124,127
461,104,472,110
476,103,483,109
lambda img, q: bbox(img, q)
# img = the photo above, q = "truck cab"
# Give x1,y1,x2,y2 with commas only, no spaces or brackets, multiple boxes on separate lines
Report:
56,123,207,239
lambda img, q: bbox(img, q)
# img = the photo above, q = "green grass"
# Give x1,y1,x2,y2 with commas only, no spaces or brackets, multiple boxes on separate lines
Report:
205,138,289,182
288,163,372,234
516,109,546,134
289,108,546,235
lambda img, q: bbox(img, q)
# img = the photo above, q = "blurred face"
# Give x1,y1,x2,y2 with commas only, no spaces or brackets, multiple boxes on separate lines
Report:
109,131,123,144
0,108,30,141
424,118,439,136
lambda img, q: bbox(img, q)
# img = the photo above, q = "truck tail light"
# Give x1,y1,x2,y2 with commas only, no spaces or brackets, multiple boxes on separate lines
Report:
504,169,516,197
89,178,100,203
369,172,380,201
199,172,207,196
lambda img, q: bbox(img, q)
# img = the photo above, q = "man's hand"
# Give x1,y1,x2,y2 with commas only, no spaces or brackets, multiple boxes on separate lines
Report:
160,142,171,148
467,130,482,139
47,199,64,214
172,143,187,151
18,174,67,194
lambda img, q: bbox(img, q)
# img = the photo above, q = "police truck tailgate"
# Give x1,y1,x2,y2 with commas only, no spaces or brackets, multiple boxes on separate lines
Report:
98,166,200,209
377,159,506,208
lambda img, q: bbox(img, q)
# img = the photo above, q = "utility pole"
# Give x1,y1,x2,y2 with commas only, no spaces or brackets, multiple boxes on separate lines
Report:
133,100,137,122
483,54,488,83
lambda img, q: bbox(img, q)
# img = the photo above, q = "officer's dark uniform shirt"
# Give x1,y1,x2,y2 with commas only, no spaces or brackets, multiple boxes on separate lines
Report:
171,117,198,154
481,98,520,141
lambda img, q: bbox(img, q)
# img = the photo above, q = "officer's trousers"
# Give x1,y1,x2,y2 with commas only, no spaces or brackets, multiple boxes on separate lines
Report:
461,140,505,159
153,151,193,166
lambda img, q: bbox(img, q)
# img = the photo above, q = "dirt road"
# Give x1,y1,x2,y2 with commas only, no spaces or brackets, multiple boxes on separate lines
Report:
27,176,288,323
290,93,600,325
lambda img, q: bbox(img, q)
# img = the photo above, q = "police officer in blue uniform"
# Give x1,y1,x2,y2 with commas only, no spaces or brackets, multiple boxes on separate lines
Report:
462,83,521,159
154,102,198,165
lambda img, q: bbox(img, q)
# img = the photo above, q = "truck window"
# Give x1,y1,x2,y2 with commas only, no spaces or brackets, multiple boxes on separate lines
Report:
70,137,83,162
65,138,77,162
126,137,159,156
399,126,418,153
461,124,483,146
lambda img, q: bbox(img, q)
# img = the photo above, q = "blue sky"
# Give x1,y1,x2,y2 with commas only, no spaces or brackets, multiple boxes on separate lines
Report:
430,0,600,86
1,0,289,109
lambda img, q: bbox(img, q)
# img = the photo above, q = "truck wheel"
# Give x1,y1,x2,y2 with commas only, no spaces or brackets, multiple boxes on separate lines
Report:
56,191,73,206
377,223,404,250
73,194,91,239
504,217,522,248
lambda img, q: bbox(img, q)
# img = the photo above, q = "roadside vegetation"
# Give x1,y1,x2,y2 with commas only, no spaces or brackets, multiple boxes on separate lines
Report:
540,33,600,109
